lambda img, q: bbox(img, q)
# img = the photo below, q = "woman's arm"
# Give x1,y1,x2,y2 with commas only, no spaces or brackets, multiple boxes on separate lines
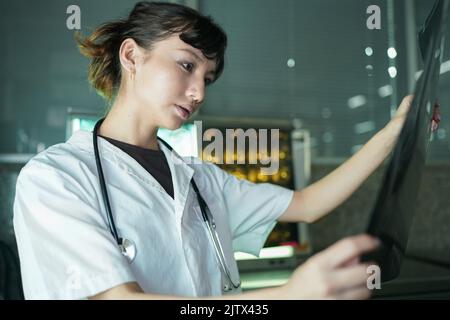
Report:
279,95,413,223
90,235,379,300
89,281,281,300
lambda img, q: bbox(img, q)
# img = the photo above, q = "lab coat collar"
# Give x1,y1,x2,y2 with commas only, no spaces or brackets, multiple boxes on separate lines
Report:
158,138,195,216
67,130,195,213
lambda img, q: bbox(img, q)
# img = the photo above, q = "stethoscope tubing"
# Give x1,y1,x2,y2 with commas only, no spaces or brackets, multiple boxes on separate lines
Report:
92,118,240,290
93,119,121,244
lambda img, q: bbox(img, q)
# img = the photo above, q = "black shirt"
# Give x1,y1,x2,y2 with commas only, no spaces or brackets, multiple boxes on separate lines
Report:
99,136,174,199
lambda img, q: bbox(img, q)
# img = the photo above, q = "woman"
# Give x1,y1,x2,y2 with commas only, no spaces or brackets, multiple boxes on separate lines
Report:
14,1,412,300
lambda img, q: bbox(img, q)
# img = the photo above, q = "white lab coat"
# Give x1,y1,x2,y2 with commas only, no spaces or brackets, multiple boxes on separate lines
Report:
13,130,294,299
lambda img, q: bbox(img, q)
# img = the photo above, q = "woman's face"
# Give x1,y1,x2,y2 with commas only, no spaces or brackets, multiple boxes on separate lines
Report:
128,34,217,130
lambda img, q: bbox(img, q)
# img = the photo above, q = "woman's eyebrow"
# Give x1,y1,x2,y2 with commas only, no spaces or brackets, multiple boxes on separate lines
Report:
177,48,204,62
177,48,216,76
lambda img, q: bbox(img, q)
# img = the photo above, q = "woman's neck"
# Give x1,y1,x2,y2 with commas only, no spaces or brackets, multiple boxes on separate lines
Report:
97,99,160,151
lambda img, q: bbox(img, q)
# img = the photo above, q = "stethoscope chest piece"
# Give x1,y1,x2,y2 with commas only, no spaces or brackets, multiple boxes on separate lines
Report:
119,238,136,263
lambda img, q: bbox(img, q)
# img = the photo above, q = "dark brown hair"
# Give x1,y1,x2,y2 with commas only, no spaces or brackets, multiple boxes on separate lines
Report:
76,1,227,102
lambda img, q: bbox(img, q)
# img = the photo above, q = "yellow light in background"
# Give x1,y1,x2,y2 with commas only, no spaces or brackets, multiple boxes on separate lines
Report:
271,173,280,183
248,169,257,182
233,171,246,180
280,169,288,179
257,172,269,182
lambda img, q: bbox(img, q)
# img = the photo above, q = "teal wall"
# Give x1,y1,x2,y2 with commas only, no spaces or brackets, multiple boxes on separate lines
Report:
0,0,448,159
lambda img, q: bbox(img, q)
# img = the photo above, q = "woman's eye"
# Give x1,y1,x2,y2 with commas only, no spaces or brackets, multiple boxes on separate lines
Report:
181,62,194,72
180,61,213,85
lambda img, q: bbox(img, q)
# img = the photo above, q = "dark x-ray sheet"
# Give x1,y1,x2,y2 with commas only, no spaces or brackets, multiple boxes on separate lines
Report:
363,0,449,282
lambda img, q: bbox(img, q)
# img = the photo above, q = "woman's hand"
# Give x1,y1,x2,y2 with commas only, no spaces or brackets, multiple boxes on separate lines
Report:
383,95,442,149
383,95,414,143
278,234,380,299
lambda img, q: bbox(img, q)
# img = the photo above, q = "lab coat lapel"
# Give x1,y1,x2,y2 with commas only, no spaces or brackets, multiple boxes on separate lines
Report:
159,142,194,220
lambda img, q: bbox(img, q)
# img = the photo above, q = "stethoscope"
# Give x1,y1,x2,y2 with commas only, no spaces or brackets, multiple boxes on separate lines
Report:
92,118,241,292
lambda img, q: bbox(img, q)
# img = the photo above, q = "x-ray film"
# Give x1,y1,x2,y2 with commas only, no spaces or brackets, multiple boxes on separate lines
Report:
363,0,448,282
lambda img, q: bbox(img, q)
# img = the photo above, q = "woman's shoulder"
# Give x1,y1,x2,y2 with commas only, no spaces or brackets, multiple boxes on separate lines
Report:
20,130,95,180
183,156,233,193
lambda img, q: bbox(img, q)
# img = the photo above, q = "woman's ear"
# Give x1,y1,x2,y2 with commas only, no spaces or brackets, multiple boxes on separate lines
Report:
119,38,140,74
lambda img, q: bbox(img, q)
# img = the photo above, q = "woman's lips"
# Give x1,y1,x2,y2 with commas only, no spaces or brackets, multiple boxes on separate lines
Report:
175,105,190,119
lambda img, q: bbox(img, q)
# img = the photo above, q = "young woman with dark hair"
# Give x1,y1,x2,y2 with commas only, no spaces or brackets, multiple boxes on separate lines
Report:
14,2,412,300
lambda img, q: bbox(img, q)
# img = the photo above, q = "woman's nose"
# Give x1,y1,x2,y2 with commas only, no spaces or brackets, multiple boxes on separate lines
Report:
187,78,205,105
